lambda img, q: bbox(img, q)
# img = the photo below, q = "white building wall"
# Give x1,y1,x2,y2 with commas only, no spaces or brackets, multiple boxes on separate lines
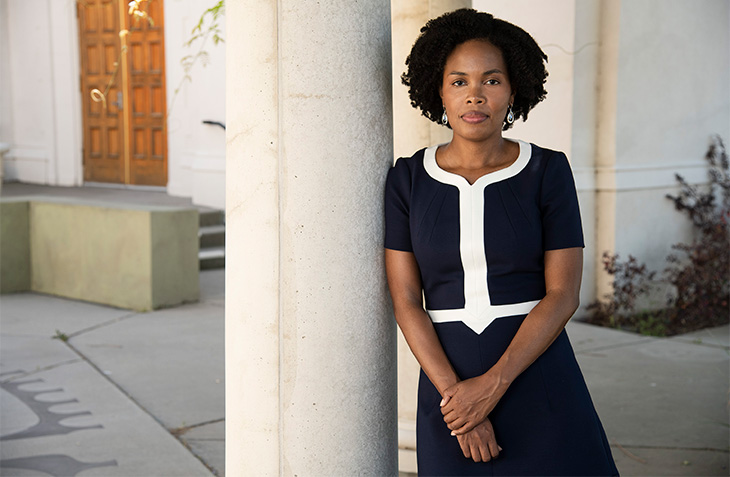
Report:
2,0,82,186
0,0,14,152
610,0,730,266
164,0,226,209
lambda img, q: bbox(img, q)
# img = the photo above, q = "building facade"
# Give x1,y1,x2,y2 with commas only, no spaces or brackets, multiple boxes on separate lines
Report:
2,0,728,474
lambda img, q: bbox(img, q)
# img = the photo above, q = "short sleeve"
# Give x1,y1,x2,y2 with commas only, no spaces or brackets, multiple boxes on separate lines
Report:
384,158,413,252
540,152,585,251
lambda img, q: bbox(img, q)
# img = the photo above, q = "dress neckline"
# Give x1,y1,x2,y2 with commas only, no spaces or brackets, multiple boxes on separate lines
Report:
424,139,531,189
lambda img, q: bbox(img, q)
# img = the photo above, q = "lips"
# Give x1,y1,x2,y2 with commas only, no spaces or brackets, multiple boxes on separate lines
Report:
461,111,488,124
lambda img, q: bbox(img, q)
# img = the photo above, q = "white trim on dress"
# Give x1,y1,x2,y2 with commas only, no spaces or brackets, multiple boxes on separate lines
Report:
422,139,540,334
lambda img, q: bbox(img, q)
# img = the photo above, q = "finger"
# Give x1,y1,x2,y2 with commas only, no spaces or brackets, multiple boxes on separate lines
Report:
442,410,456,423
470,443,482,463
439,394,451,407
447,417,466,433
479,442,491,463
451,419,477,435
487,436,500,459
457,438,471,459
440,400,457,416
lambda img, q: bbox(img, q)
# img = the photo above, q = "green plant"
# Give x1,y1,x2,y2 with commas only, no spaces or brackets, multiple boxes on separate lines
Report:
52,330,69,342
634,311,668,337
167,1,225,115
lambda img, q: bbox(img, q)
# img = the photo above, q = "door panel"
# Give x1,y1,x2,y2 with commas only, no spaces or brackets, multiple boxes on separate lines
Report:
126,0,167,186
78,0,124,183
77,0,167,186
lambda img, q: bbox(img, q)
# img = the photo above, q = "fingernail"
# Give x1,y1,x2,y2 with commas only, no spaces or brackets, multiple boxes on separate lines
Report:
450,431,456,436
440,398,445,406
499,446,503,451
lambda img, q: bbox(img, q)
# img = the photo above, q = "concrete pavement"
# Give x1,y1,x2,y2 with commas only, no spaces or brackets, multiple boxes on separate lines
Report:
1,268,728,476
567,321,729,475
1,270,224,476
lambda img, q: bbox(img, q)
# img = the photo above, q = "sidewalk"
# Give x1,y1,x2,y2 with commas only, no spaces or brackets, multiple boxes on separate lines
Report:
567,320,729,475
1,268,728,476
1,270,224,476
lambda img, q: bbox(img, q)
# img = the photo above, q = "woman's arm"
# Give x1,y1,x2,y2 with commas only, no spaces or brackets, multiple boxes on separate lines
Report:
386,247,502,461
440,247,583,435
385,248,459,395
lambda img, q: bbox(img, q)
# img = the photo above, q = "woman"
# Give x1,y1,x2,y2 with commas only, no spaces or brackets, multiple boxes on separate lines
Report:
384,9,619,476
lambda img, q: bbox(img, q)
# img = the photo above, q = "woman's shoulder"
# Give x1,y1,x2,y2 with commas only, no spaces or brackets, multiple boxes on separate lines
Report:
521,141,574,179
387,146,430,183
525,142,568,165
392,147,428,169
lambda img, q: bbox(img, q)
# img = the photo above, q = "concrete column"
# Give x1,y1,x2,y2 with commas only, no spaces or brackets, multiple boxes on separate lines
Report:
225,1,397,476
594,0,621,300
390,1,470,472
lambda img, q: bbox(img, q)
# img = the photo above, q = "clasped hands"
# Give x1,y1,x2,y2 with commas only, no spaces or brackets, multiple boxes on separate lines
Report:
440,373,507,462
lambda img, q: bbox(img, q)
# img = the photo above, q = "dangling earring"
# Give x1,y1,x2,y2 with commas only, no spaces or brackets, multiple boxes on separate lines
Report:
506,104,515,124
441,107,448,125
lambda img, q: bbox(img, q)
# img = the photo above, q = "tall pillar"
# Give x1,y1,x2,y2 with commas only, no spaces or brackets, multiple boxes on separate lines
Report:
594,0,621,299
390,1,470,473
225,1,397,475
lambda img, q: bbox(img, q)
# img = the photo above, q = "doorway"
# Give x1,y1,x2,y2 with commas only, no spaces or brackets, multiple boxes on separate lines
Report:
77,0,167,186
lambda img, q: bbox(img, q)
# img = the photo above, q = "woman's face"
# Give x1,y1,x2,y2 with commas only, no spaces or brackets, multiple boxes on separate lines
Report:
440,39,514,142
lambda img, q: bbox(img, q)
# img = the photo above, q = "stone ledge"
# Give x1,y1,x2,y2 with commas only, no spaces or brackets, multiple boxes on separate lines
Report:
0,196,199,310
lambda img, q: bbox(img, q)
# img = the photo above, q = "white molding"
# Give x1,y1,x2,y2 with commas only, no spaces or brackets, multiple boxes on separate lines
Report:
3,147,49,183
573,161,710,192
5,147,49,162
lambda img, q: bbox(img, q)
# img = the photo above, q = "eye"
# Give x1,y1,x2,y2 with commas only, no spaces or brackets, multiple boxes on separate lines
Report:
485,78,500,85
451,79,466,86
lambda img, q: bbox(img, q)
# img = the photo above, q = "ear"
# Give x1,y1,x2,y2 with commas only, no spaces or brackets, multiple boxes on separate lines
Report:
510,90,516,106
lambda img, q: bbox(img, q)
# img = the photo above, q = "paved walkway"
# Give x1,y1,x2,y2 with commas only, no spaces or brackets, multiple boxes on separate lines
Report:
1,271,224,476
1,268,728,476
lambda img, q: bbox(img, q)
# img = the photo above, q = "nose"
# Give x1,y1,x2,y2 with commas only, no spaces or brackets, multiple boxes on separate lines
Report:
466,86,484,104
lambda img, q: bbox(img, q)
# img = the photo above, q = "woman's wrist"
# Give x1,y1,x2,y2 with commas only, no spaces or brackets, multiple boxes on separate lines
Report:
437,375,460,396
481,366,512,399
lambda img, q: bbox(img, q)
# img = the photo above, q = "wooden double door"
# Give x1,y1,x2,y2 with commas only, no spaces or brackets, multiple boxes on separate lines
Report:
77,0,167,186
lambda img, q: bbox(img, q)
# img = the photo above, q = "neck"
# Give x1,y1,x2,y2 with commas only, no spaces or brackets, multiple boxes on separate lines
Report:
441,135,512,170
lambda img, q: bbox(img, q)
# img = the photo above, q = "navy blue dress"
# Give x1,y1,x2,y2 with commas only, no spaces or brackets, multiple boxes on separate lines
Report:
385,141,618,476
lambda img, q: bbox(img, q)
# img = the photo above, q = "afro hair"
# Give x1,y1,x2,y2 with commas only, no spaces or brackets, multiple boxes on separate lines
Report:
402,9,548,131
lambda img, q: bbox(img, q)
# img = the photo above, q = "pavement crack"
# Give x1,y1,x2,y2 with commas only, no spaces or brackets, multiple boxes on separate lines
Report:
574,338,654,355
65,312,138,339
1,359,83,383
170,418,225,436
612,444,730,453
671,338,730,351
55,340,167,429
51,339,220,475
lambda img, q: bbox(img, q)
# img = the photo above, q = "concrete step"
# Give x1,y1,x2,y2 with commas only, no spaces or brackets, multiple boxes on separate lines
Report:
199,246,225,270
199,224,225,248
199,209,225,227
198,210,225,270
